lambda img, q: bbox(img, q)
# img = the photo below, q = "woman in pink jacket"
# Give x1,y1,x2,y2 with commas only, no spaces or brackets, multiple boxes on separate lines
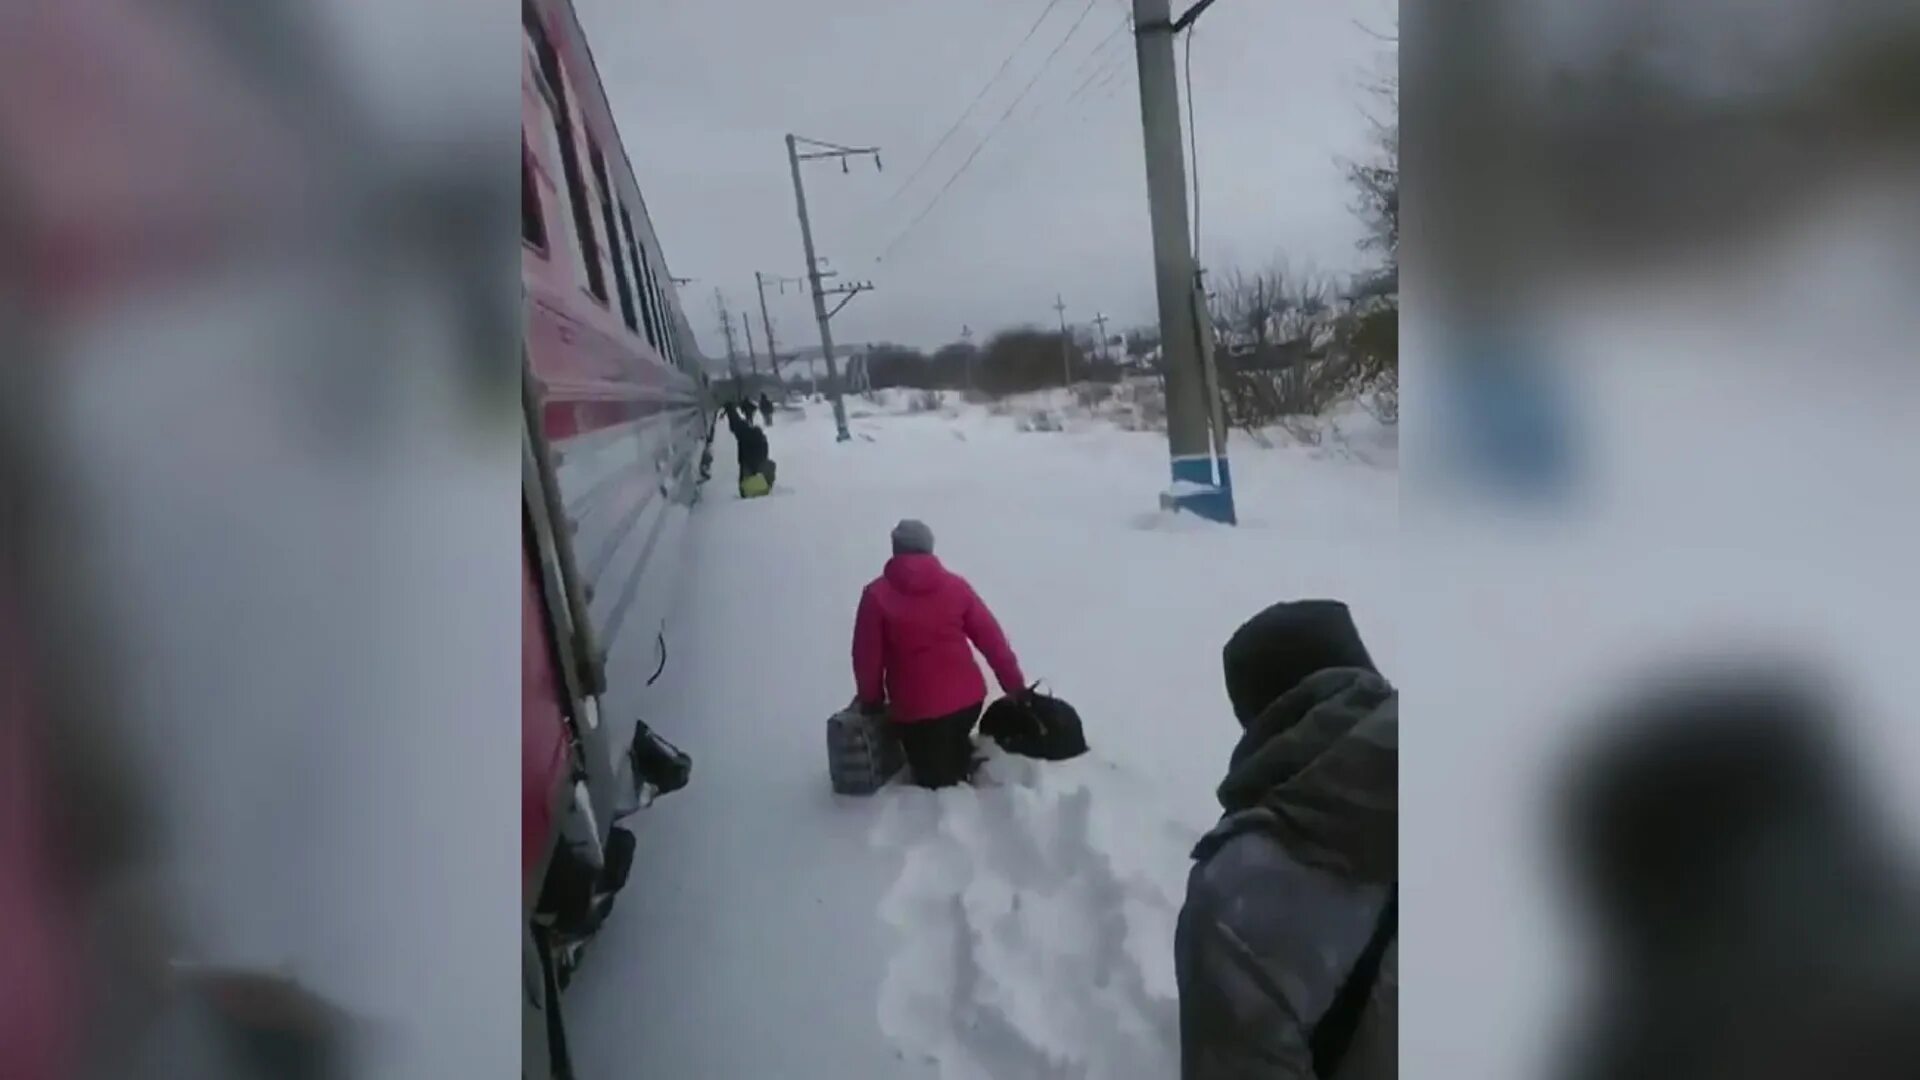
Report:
852,520,1027,788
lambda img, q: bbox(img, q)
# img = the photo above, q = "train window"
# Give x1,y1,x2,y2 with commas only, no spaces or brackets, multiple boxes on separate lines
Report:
661,289,680,368
655,273,676,367
656,275,668,357
620,205,660,351
525,1,607,303
648,269,669,362
531,113,586,277
521,141,547,252
589,141,638,332
639,228,661,351
661,287,677,366
639,247,667,361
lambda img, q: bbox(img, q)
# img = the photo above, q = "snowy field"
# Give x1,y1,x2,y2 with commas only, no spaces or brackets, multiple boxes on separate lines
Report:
564,391,1397,1079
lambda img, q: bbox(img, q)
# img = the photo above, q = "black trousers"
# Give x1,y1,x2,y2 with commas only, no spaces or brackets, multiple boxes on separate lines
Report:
891,702,984,789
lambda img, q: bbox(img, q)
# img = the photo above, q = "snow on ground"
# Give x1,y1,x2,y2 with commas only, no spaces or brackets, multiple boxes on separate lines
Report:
1400,297,1920,1079
565,394,1396,1079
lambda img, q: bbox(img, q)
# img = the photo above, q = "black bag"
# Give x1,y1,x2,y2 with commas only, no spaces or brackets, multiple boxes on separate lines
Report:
537,825,636,938
980,686,1088,761
627,719,690,799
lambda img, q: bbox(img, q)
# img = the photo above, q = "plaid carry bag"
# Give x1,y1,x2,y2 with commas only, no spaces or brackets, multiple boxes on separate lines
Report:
827,702,904,795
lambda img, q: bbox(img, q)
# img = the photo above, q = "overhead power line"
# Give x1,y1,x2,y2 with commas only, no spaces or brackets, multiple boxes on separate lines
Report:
996,29,1133,168
881,0,1070,209
1058,15,1132,100
883,15,1131,257
1022,14,1131,125
1074,67,1133,122
1062,35,1131,108
877,0,1104,263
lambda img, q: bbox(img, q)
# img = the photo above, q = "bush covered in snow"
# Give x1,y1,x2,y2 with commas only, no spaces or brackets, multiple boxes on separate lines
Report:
1017,409,1065,433
1074,383,1115,411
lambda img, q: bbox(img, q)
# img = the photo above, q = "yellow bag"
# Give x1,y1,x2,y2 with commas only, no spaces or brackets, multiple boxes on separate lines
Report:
739,472,771,498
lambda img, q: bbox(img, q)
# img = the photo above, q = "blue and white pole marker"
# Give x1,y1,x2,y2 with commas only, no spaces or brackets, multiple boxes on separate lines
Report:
1162,453,1237,524
1440,328,1579,503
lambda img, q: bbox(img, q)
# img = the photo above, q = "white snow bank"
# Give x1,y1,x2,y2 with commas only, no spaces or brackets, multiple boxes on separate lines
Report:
566,398,1396,1078
871,752,1188,1080
1163,479,1218,497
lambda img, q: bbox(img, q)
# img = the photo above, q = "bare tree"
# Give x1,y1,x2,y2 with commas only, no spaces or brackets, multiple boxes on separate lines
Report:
1336,26,1399,424
1345,94,1398,262
1274,270,1334,346
1211,261,1335,353
1341,13,1398,267
1209,261,1352,431
975,328,1092,398
1212,265,1282,349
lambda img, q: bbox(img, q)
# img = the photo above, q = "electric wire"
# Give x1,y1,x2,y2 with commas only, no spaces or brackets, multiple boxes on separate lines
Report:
880,0,1071,208
877,0,1105,263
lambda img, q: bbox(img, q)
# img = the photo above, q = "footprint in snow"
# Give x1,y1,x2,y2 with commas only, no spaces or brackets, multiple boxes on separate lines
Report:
870,760,1181,1079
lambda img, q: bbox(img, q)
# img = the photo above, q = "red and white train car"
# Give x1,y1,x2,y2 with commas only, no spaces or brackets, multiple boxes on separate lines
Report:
521,0,710,1075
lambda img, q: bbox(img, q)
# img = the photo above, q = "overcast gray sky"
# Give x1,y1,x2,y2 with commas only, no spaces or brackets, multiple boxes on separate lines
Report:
574,0,1395,356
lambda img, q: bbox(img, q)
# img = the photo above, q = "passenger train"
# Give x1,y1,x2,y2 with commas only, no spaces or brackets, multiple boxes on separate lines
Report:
521,0,713,1075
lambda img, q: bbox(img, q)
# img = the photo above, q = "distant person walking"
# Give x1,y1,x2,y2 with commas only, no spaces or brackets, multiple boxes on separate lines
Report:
851,520,1026,788
726,402,771,489
759,392,774,426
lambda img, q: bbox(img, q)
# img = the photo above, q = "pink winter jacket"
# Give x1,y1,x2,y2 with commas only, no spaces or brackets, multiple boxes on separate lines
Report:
852,554,1026,723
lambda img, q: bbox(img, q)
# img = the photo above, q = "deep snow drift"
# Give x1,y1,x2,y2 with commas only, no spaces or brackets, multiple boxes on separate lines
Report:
563,392,1397,1079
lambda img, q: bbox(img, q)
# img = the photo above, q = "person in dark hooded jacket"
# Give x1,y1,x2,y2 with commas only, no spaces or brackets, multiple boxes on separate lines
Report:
726,402,770,485
1176,599,1397,1080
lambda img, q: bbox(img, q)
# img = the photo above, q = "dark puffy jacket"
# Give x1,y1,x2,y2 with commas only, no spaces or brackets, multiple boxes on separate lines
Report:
1177,600,1398,1080
732,414,768,472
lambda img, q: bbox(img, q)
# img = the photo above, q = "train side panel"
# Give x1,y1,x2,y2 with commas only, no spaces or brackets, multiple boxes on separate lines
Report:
522,0,708,745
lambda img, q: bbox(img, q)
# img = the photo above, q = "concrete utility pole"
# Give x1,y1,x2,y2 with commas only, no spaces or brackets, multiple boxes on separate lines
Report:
753,272,782,391
1193,269,1228,456
755,272,806,394
784,133,881,442
715,288,741,381
741,312,758,376
1053,294,1073,388
960,324,976,393
1092,311,1112,362
1131,0,1235,523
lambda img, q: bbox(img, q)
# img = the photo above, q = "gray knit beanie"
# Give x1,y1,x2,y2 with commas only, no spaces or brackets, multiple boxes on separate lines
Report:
891,519,935,555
